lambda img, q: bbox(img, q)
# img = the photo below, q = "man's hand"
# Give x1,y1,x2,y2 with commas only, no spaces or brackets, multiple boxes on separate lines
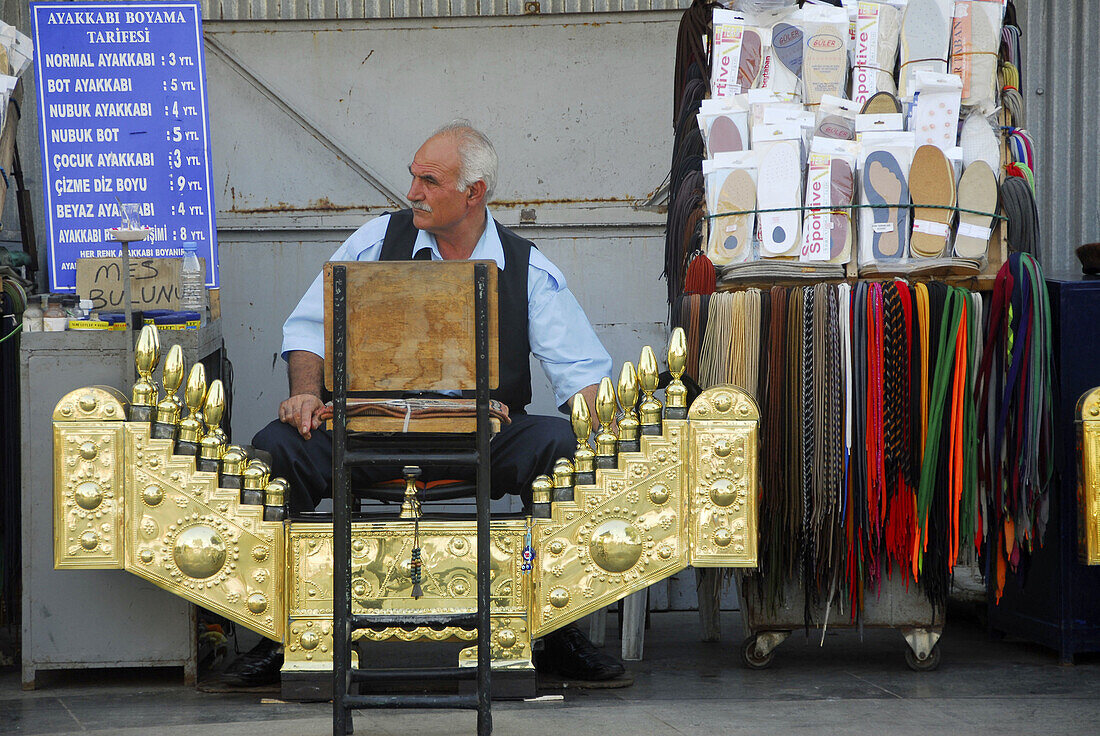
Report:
279,393,324,439
282,350,326,439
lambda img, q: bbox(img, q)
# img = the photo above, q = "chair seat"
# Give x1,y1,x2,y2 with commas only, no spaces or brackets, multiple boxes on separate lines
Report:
320,397,506,433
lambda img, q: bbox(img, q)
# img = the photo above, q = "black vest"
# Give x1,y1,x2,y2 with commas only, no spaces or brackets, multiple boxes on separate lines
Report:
379,209,533,415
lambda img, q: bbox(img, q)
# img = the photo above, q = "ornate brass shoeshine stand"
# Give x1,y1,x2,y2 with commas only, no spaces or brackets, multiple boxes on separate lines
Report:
1076,387,1100,565
52,325,760,692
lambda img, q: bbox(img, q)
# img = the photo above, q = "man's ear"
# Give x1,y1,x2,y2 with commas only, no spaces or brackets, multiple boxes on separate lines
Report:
466,179,488,205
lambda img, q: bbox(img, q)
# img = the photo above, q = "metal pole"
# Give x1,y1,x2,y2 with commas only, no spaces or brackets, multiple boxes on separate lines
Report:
474,263,492,735
332,265,351,736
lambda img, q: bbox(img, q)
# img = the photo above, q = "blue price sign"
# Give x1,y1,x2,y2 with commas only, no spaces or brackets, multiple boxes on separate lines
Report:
32,1,219,291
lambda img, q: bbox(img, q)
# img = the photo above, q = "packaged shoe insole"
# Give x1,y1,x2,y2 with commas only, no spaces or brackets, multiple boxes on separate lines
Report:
704,152,759,265
851,1,903,108
949,0,1004,112
755,140,803,257
899,0,953,98
858,131,915,265
802,138,858,264
801,4,849,106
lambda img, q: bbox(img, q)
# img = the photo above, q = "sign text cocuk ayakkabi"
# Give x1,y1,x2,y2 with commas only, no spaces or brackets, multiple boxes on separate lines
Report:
32,2,219,291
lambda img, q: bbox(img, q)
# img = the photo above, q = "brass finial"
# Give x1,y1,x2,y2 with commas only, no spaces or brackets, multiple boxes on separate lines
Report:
177,363,207,445
531,475,553,505
243,459,270,491
130,325,160,417
240,457,268,505
163,345,185,415
617,361,640,452
399,466,422,520
220,445,247,477
594,376,618,466
198,380,227,468
571,394,596,483
551,457,575,503
531,474,553,518
263,476,289,522
264,476,288,510
665,327,689,418
153,345,184,434
638,345,662,431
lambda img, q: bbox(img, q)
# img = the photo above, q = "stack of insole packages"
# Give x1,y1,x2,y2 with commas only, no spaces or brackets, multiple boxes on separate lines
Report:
0,21,33,133
699,0,1007,281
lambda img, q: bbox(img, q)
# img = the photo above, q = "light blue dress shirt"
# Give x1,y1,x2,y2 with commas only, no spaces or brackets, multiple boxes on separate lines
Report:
281,210,613,410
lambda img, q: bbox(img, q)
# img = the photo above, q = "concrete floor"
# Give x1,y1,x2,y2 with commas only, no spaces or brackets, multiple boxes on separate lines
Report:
3,605,1100,736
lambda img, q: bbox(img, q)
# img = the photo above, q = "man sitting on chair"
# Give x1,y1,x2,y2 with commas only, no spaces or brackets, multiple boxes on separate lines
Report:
230,121,626,686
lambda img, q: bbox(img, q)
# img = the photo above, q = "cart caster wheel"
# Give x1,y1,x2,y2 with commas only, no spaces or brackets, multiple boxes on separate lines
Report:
904,643,941,672
740,636,774,670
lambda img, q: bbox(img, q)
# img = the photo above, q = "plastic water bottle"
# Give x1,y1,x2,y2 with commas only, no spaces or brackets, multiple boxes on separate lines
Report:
179,241,208,326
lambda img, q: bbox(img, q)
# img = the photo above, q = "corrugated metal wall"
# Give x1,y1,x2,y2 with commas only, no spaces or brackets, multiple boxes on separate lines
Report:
200,0,689,20
1019,0,1100,272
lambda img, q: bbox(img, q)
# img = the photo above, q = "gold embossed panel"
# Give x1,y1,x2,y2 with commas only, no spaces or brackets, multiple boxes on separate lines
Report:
54,424,126,569
1077,387,1100,565
688,385,759,567
288,521,529,621
123,426,285,640
531,425,688,637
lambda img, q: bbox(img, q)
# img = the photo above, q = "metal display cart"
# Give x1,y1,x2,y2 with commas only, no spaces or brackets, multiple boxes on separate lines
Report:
736,571,943,672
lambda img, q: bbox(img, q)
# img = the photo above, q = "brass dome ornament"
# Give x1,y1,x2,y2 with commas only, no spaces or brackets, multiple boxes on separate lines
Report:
588,519,644,573
548,587,570,608
130,325,161,422
246,592,269,614
172,525,228,579
73,481,103,511
709,478,737,507
648,483,670,505
141,483,164,507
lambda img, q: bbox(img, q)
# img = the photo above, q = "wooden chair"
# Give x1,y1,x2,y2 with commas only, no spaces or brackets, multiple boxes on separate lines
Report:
325,260,497,736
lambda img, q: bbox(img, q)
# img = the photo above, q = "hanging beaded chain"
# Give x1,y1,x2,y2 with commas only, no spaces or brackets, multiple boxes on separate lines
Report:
410,518,423,599
521,524,534,574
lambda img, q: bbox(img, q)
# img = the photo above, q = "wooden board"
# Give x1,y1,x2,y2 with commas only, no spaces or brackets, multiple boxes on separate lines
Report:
76,256,191,311
323,260,499,393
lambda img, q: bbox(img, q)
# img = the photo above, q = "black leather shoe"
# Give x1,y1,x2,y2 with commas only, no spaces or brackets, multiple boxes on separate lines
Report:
535,624,625,681
223,637,283,686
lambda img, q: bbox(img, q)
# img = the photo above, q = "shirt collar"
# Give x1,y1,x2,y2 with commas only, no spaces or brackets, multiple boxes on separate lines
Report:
411,208,505,269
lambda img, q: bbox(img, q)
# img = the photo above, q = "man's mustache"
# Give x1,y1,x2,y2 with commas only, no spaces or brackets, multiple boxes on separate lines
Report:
410,201,432,213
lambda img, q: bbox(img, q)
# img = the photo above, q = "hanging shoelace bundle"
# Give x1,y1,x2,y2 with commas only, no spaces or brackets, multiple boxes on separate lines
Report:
976,253,1054,602
755,286,790,614
883,281,916,581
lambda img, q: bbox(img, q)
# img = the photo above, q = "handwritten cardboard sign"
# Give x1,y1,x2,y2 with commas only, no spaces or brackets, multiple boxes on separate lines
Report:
75,257,204,311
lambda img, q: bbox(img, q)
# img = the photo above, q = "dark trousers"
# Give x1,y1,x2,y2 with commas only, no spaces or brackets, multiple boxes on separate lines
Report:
252,413,575,514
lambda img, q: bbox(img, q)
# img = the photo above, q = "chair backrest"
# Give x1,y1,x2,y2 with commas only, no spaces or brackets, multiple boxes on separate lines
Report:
323,260,499,394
